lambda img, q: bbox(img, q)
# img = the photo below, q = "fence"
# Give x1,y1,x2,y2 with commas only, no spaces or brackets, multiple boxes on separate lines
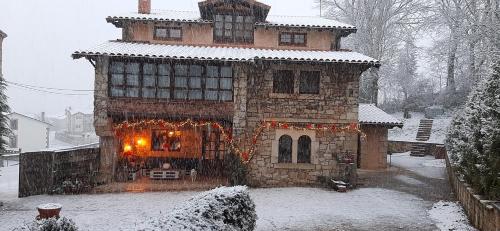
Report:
445,151,500,231
19,148,100,197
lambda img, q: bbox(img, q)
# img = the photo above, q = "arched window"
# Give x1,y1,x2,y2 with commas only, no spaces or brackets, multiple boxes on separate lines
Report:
278,135,292,163
298,135,312,163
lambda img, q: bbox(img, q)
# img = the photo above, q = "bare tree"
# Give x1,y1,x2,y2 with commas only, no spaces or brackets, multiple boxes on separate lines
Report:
320,0,429,105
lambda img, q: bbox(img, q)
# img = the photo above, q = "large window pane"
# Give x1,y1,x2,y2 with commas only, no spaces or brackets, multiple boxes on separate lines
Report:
190,65,202,76
221,66,232,77
205,90,218,100
170,28,181,38
174,90,188,99
175,77,188,88
158,89,170,99
111,74,124,85
158,64,170,76
111,62,124,73
111,87,124,97
126,88,139,97
220,91,233,101
127,74,139,86
206,78,218,89
158,75,170,87
143,75,156,87
189,90,202,100
142,88,156,98
155,28,167,38
189,77,202,88
175,65,188,76
143,63,156,75
126,63,140,74
220,78,232,90
207,66,219,77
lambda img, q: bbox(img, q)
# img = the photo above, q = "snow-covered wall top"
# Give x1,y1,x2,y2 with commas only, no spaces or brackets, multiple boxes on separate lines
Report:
106,10,357,30
73,41,379,65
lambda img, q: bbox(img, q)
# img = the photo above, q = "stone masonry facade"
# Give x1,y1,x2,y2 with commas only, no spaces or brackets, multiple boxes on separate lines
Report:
233,62,365,186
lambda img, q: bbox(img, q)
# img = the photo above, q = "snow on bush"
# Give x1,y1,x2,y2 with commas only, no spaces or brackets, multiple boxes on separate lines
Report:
138,186,257,231
14,217,78,231
446,61,500,200
428,201,477,231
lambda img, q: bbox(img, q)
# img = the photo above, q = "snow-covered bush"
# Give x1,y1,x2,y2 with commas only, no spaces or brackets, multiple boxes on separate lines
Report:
138,186,257,231
446,61,500,200
15,217,78,231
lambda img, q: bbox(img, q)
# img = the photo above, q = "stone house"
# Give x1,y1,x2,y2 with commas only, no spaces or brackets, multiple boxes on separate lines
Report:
73,0,381,185
6,112,51,153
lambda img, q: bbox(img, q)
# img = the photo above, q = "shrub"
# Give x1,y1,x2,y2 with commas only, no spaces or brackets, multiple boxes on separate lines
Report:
138,186,257,231
15,217,78,231
446,61,500,200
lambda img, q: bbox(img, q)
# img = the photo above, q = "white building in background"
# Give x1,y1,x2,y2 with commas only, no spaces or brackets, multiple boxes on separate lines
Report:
7,112,51,153
65,110,94,134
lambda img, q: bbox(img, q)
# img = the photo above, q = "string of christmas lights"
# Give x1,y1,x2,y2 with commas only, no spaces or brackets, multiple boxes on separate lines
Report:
113,119,365,164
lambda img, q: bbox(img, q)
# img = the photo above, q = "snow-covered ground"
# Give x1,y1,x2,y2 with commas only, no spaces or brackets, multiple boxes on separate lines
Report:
389,152,446,179
429,201,477,231
1,154,472,231
388,112,452,144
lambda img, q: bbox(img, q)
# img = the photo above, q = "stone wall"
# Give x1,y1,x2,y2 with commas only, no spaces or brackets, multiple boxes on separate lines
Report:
445,150,500,231
19,148,100,197
359,125,388,170
241,62,365,186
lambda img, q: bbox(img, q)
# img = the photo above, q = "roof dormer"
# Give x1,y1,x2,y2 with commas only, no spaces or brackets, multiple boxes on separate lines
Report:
198,0,271,22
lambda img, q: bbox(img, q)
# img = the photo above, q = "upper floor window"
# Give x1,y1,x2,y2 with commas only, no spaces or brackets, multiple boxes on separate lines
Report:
279,32,307,46
109,61,233,102
297,135,312,163
278,135,292,163
9,135,17,148
299,71,320,94
10,119,18,130
214,14,254,43
154,27,182,41
273,70,294,94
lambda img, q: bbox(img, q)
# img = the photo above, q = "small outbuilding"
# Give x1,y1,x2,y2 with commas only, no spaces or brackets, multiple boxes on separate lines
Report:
358,104,403,170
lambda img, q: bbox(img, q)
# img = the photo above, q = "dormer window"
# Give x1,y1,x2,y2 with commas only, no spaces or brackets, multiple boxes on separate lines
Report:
154,27,182,41
214,14,254,44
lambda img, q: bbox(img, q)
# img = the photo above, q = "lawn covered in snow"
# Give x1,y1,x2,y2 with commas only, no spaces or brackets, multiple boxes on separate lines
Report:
389,152,446,179
388,112,452,144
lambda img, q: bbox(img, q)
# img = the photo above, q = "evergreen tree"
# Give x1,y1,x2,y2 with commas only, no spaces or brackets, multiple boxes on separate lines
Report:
0,75,9,152
446,61,500,200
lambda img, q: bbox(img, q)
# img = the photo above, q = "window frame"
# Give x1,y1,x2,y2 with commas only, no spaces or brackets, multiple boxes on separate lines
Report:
10,119,18,130
272,70,295,94
278,135,293,163
279,32,307,47
299,71,321,94
108,60,233,102
214,14,254,44
154,27,183,41
297,135,312,163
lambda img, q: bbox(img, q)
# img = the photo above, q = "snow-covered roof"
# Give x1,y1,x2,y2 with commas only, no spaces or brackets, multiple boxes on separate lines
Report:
8,112,53,126
359,104,403,127
73,41,379,65
106,10,357,31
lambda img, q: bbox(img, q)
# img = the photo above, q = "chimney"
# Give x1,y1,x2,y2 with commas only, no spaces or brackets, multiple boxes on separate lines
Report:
41,112,46,122
138,0,151,14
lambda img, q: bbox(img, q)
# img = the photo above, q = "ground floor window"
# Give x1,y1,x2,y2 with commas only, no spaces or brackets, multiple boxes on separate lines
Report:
297,135,311,163
278,135,293,163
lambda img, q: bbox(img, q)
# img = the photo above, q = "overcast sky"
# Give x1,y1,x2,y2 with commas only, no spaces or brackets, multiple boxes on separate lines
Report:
0,0,319,118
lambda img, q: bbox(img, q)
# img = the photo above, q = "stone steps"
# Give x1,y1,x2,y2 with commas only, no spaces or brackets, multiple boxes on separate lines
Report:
411,119,434,156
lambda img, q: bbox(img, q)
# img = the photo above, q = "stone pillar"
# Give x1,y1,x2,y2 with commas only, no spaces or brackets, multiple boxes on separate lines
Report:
93,56,116,183
232,64,248,139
